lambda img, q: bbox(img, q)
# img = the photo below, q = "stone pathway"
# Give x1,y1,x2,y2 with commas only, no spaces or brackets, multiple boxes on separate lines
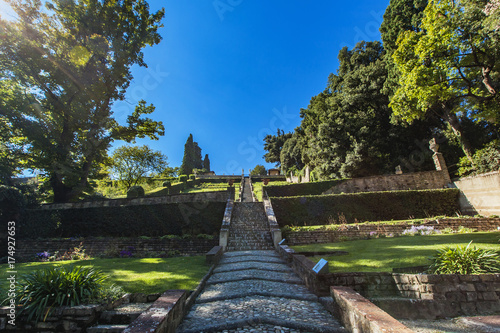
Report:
176,251,346,333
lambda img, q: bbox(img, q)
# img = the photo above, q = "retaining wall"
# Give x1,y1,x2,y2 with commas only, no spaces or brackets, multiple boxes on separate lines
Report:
454,171,500,216
280,247,500,319
39,191,231,210
322,170,450,195
16,237,217,262
285,218,500,245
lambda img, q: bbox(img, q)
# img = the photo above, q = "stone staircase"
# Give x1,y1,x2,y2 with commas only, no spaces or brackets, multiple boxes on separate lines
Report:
226,202,274,251
87,302,153,332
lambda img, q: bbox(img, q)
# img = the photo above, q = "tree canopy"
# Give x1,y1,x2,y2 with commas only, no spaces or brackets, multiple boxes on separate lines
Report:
390,0,500,158
0,0,166,202
111,145,167,189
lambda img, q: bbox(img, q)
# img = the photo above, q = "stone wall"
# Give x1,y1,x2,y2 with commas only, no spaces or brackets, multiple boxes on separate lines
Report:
16,237,218,262
281,248,500,319
454,171,500,216
323,170,450,195
285,218,500,245
39,191,231,210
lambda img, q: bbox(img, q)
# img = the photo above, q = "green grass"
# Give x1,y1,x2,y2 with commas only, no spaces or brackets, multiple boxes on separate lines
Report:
291,232,500,272
0,257,209,294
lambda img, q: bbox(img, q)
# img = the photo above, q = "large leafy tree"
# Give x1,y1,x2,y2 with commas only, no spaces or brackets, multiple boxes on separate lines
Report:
299,41,438,179
111,145,167,189
0,0,165,202
263,129,292,167
390,0,500,159
380,0,428,96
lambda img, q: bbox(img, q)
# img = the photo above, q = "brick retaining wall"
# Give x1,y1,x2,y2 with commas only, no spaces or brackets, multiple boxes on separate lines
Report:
281,247,500,319
285,218,500,245
16,237,218,262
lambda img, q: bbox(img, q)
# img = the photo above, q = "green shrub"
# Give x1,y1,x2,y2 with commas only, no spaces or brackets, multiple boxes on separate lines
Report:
271,189,460,226
126,186,145,198
179,175,188,182
264,180,344,197
17,266,107,322
457,143,500,177
428,241,500,275
0,185,26,223
22,202,226,238
189,174,196,180
162,181,171,188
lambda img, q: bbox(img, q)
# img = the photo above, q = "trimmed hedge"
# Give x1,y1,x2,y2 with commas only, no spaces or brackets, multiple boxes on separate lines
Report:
21,202,226,238
264,180,344,198
270,189,461,227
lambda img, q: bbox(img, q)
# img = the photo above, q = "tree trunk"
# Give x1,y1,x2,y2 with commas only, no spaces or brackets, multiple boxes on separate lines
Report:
442,106,475,162
50,173,73,203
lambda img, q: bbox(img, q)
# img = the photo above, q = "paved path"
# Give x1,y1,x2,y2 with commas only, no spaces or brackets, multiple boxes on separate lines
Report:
241,178,253,202
176,251,346,333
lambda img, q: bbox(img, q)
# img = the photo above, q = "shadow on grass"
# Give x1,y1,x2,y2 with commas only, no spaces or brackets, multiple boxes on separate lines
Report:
0,256,210,294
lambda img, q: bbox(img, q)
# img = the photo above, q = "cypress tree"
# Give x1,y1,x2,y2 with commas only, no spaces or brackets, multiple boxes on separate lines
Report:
203,154,211,171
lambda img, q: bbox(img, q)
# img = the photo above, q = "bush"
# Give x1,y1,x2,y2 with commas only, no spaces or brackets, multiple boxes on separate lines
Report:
127,186,145,198
270,189,460,226
179,175,188,182
428,241,500,274
189,174,196,180
0,185,26,223
458,143,500,177
17,266,107,322
162,181,171,188
264,180,344,197
22,202,226,238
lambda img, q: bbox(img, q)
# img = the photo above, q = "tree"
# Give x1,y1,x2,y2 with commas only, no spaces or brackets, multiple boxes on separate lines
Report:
380,0,428,97
203,154,211,172
250,165,267,176
180,134,204,175
0,0,165,202
390,0,500,159
111,145,167,189
280,132,305,175
263,129,292,167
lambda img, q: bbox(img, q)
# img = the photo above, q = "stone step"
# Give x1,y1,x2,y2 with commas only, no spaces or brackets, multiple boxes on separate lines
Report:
87,324,128,333
97,303,151,325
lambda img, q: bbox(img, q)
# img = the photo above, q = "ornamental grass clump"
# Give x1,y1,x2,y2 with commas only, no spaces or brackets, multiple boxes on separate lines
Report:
16,266,107,323
428,241,500,275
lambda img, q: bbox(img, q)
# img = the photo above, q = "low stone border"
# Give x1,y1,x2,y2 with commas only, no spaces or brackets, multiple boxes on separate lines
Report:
206,246,223,265
263,197,282,248
124,290,188,333
219,199,234,250
331,286,414,333
279,245,500,319
284,218,500,245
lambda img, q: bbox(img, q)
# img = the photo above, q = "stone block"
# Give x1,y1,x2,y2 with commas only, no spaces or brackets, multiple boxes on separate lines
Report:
466,292,478,302
459,275,480,283
460,302,477,316
480,291,499,301
420,293,435,300
416,274,442,284
445,292,466,302
458,283,476,292
479,274,498,282
476,283,489,292
476,301,500,314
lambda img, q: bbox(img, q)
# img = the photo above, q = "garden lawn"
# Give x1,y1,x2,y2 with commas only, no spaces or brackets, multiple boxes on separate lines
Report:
291,232,500,272
0,256,208,294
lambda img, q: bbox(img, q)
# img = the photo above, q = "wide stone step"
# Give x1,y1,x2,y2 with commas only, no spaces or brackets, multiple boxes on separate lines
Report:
207,269,304,285
177,296,345,333
87,324,128,333
98,303,151,325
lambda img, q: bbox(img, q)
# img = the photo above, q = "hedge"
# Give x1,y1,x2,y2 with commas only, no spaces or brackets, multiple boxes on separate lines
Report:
270,189,461,227
264,180,345,198
20,202,226,238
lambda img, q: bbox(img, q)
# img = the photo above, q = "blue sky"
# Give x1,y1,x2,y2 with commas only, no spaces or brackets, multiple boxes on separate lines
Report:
5,0,391,176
